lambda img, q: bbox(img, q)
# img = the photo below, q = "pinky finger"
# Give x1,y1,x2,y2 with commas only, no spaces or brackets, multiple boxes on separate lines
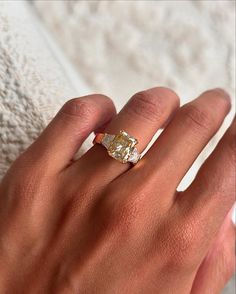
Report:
17,94,116,174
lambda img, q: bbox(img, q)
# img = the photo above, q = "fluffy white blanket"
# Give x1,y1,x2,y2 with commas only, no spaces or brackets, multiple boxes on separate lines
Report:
0,1,90,179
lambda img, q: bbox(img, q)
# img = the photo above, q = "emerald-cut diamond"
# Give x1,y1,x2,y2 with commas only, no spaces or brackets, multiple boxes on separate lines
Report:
106,130,138,163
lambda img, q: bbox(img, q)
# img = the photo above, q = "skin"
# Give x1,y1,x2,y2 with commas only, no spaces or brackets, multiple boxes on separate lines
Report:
0,87,235,293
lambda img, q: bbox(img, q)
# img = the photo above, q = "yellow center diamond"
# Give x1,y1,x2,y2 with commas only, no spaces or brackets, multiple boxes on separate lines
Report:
108,131,138,163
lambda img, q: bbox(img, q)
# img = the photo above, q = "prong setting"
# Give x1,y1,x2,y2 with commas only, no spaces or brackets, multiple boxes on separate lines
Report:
101,130,140,163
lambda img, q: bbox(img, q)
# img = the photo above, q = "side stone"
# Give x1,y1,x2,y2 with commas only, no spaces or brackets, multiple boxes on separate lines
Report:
102,134,115,148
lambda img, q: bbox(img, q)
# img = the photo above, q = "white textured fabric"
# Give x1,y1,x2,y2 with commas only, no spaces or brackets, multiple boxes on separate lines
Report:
0,1,235,292
0,1,89,179
32,1,235,106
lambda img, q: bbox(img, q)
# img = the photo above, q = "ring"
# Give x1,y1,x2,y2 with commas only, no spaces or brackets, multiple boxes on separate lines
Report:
93,130,141,164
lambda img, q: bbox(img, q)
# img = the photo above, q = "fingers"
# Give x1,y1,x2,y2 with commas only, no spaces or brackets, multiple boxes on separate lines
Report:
19,95,116,174
191,208,235,294
140,89,231,195
180,116,236,241
72,87,180,186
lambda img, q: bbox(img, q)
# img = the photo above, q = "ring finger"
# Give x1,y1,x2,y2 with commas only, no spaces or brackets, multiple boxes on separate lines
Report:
69,87,180,187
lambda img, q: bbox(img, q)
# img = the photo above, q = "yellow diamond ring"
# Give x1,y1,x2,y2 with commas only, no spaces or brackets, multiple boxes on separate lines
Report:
93,130,141,164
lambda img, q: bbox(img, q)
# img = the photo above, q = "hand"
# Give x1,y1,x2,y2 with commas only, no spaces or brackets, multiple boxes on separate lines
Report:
0,88,235,293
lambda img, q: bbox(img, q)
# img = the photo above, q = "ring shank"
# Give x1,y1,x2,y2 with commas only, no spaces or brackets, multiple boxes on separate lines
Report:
93,133,105,144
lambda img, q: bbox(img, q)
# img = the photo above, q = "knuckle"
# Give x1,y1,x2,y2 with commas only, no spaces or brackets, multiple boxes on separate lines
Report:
60,98,99,135
93,94,116,115
181,103,214,133
128,90,165,123
93,93,114,104
61,98,96,119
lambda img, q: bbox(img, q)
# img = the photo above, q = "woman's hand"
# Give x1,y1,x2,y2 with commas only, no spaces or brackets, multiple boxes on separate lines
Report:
0,88,235,293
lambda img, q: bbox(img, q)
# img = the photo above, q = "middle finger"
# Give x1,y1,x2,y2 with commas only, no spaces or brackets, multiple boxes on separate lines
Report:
137,88,231,198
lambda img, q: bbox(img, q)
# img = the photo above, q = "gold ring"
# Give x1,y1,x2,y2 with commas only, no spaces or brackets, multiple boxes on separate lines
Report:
93,130,141,164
